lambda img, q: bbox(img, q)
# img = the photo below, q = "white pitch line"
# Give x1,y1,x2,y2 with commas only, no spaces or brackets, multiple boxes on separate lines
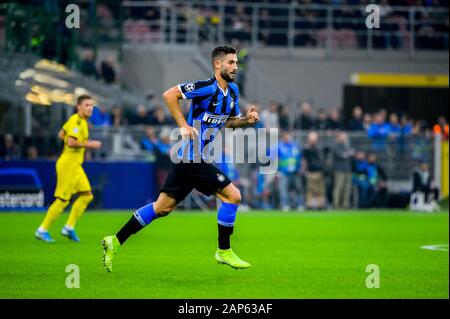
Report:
421,244,449,252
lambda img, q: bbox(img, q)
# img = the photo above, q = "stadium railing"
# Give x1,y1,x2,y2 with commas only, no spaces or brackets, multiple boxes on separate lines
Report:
115,1,448,56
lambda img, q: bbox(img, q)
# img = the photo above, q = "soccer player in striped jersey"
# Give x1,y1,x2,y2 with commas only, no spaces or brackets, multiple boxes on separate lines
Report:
102,46,259,271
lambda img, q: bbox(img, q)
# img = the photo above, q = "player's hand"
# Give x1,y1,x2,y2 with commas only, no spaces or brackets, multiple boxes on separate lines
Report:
245,105,260,124
86,140,102,149
180,125,199,140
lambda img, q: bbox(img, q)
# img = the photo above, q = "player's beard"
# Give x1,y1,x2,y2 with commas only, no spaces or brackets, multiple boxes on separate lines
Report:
221,69,236,82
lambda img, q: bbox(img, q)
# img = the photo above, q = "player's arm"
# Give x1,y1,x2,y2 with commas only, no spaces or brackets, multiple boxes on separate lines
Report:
67,136,101,149
162,85,198,140
58,129,65,141
226,105,259,129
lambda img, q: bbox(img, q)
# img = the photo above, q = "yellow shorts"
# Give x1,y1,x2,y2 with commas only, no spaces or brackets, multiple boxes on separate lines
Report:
54,158,91,201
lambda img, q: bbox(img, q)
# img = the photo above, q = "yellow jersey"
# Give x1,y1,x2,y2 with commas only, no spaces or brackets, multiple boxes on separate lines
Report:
59,113,89,165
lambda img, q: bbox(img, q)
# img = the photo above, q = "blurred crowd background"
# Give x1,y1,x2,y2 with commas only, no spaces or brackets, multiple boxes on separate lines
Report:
0,0,448,210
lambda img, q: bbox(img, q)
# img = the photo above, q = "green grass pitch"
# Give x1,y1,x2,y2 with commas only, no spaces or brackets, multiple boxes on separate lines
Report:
0,210,448,298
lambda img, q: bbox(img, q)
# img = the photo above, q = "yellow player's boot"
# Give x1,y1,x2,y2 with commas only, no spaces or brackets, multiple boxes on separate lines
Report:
215,248,251,269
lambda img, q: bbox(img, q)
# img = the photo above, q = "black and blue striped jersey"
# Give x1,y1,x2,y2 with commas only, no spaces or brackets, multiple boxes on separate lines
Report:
177,76,241,161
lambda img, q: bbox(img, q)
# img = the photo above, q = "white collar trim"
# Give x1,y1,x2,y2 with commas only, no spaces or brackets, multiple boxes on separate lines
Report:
217,83,228,96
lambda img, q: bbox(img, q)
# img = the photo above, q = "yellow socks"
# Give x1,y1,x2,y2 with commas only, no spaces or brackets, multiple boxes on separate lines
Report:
39,198,69,231
65,193,94,229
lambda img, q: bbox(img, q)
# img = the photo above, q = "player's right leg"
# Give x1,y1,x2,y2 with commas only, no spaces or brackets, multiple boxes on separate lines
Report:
35,159,73,242
214,183,251,270
101,192,178,272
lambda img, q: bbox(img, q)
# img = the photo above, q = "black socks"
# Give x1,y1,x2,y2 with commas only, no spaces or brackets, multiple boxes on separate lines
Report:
116,215,234,249
218,224,234,250
116,215,144,245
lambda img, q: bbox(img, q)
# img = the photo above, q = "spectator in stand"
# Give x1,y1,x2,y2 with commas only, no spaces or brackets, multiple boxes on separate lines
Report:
379,108,388,123
278,104,290,130
388,113,401,137
303,131,326,210
277,131,304,211
258,9,272,45
261,101,279,129
352,150,369,208
253,168,274,209
433,116,449,140
368,112,390,152
79,50,98,79
362,113,373,130
295,102,316,130
400,114,413,135
332,132,354,209
387,112,401,152
410,121,432,162
295,9,318,47
366,153,388,208
111,105,127,127
327,109,342,131
100,56,117,84
149,105,171,126
141,127,172,189
89,105,112,127
347,106,364,131
412,161,440,204
0,133,21,160
26,145,39,160
315,109,328,130
130,104,151,125
397,114,413,152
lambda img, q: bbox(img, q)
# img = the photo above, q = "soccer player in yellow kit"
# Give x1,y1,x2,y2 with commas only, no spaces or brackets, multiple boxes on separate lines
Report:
35,95,102,242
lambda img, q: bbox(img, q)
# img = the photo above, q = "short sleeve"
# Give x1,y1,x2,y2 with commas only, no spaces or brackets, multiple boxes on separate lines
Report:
177,79,215,100
63,117,81,140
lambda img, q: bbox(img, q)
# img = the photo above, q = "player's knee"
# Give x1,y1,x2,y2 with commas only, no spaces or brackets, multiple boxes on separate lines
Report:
80,192,94,202
56,198,70,209
228,188,241,205
158,205,175,216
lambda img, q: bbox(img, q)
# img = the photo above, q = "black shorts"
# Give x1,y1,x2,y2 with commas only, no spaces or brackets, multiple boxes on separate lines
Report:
160,161,232,203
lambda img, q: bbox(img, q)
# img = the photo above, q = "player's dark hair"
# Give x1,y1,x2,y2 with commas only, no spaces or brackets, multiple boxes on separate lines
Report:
211,46,236,63
77,94,92,105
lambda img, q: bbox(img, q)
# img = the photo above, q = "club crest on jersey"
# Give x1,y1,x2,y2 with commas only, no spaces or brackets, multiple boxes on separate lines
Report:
217,174,225,182
184,83,195,92
202,112,229,125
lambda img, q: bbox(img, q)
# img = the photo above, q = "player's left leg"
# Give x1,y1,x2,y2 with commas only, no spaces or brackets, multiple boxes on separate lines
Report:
61,168,94,242
214,183,251,269
101,192,181,272
62,191,94,242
